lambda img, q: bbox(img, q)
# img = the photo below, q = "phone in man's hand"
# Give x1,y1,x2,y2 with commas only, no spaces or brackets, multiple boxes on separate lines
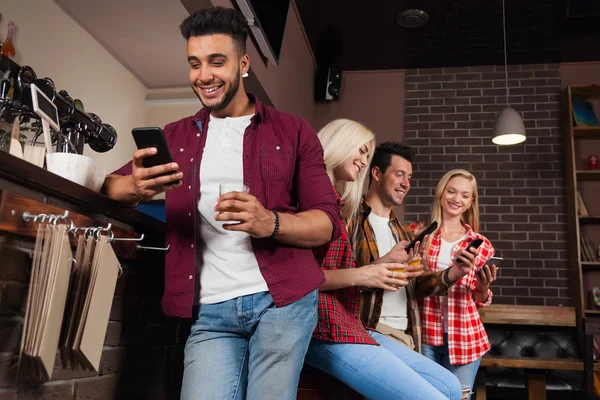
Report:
405,221,438,252
132,127,180,185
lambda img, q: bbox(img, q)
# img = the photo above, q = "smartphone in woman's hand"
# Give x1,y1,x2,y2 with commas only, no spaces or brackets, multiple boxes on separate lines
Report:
486,256,503,268
455,238,483,265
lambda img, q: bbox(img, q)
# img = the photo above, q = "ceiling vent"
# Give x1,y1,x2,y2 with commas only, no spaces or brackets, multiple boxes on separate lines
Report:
396,9,429,28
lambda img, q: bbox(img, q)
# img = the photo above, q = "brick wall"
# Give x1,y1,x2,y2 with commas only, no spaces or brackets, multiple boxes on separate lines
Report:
0,235,190,399
403,63,569,306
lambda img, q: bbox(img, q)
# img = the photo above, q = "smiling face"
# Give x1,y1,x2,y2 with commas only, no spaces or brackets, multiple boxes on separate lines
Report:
440,176,474,218
333,141,372,182
373,155,412,207
187,34,249,113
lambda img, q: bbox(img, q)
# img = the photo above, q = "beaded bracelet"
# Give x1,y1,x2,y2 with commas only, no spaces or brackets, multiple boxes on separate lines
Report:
269,210,280,239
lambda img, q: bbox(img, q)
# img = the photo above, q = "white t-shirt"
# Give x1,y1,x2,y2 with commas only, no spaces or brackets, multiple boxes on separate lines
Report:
197,114,268,304
437,237,463,332
369,213,409,330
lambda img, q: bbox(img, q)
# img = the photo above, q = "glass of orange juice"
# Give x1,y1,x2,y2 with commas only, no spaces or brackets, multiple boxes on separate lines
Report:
391,258,420,275
399,258,422,273
408,257,421,268
218,183,249,213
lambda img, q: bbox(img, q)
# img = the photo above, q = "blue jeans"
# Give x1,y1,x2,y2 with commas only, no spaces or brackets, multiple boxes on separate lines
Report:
181,290,318,400
305,330,462,400
422,334,482,400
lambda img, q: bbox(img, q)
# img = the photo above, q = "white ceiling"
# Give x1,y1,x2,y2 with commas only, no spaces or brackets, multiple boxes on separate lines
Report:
54,0,203,89
53,0,273,105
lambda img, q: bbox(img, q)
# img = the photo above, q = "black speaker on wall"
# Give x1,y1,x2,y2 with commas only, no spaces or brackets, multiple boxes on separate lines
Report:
314,68,342,101
314,25,343,102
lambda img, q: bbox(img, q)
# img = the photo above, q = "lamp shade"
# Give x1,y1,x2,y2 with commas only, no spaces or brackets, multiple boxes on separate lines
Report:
492,107,526,145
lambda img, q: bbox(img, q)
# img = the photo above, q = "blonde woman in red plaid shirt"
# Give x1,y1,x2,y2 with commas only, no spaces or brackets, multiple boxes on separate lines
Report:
304,119,463,400
412,169,498,399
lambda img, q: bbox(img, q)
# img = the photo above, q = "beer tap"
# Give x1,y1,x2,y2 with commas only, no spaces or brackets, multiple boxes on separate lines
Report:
0,57,118,155
0,79,10,118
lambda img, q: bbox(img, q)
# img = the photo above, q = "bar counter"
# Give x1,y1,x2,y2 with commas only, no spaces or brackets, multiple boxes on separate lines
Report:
0,150,187,399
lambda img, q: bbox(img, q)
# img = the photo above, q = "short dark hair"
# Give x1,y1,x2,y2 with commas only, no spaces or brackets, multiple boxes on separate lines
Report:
180,7,249,55
369,142,416,184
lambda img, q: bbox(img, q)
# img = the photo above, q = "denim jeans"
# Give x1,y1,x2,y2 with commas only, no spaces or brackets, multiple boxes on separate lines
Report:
181,289,318,400
304,330,462,400
422,333,482,400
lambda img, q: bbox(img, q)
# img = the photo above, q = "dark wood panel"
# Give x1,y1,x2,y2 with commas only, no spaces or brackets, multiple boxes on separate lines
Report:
585,317,600,335
527,373,547,400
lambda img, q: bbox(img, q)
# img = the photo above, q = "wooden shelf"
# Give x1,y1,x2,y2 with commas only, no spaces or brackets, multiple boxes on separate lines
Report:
580,216,600,224
564,86,600,380
479,305,576,327
577,171,600,181
582,262,600,270
572,84,600,99
573,126,600,139
481,356,583,371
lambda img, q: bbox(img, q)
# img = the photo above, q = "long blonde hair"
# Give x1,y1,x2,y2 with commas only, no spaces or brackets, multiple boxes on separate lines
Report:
423,169,480,251
318,119,375,220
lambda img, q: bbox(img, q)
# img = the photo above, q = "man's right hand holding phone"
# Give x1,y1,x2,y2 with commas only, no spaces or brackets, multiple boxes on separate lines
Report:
376,240,413,264
131,147,183,200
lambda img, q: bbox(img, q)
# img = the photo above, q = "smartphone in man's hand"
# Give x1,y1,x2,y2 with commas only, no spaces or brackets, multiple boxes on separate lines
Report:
405,221,438,252
132,127,180,185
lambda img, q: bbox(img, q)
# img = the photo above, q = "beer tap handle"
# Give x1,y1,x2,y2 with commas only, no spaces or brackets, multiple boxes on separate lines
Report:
0,80,11,100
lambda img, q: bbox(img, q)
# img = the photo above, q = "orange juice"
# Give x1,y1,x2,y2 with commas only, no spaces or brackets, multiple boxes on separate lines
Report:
408,259,421,267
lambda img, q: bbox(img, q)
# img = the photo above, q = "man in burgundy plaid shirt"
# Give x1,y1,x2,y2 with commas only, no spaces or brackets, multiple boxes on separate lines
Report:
103,8,340,400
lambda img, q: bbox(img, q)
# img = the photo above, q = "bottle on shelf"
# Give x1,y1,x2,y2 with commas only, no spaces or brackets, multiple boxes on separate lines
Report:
1,21,16,59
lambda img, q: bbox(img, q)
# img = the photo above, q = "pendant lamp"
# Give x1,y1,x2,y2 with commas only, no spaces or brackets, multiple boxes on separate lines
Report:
492,0,526,145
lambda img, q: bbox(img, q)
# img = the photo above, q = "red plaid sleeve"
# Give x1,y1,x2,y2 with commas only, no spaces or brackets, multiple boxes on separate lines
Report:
312,192,377,345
